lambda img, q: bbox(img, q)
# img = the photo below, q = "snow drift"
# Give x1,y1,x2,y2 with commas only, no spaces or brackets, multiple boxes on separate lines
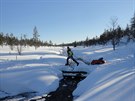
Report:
0,43,135,101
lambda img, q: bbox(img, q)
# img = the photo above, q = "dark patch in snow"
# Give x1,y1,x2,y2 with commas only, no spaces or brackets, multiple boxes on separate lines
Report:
30,76,86,101
0,92,36,101
0,73,87,101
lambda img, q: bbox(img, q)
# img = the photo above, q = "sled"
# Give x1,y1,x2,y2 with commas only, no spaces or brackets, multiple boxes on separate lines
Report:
62,71,88,78
91,57,105,65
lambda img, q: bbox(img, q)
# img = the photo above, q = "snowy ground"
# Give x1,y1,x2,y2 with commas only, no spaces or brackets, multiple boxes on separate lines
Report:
0,43,135,101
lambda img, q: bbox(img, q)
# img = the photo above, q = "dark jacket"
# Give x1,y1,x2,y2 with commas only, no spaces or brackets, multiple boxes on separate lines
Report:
67,48,73,57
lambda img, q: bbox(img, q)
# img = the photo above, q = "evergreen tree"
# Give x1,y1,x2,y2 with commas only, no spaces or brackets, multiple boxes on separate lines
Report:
73,41,77,47
85,36,89,47
115,26,123,45
8,33,16,50
0,32,4,46
130,13,135,40
33,26,40,49
124,25,131,42
49,40,53,46
99,31,108,45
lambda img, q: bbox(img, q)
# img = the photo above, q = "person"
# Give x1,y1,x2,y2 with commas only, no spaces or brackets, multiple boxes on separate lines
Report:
65,46,79,66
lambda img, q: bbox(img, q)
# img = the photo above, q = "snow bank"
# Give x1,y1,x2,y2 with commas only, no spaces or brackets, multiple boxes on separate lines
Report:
73,43,135,101
0,66,61,96
0,46,64,98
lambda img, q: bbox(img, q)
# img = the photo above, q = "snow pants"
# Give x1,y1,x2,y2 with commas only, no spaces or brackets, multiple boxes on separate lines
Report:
66,56,79,65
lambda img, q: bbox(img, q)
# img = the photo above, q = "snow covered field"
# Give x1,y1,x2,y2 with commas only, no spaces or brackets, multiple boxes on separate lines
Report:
0,43,135,101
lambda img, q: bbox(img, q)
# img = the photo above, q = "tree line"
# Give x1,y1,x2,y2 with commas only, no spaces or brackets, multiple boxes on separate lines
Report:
0,13,135,51
61,13,135,50
0,26,54,49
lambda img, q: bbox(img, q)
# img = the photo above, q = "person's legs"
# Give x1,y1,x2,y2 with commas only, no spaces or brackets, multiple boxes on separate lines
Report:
65,57,70,65
71,56,79,66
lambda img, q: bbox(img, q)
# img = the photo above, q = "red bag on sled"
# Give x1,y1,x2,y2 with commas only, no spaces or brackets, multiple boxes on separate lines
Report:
91,57,105,65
